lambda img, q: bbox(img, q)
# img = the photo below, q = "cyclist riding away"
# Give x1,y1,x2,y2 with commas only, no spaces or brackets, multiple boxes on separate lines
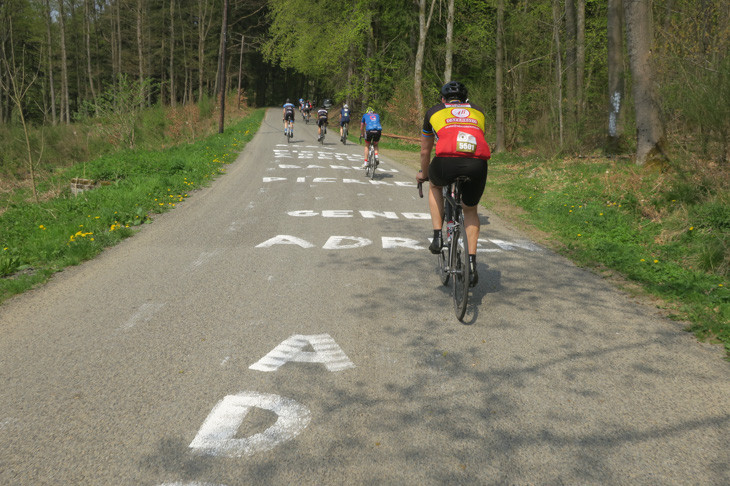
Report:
283,99,296,136
304,100,312,120
360,107,382,168
416,81,491,287
317,104,329,141
340,104,351,142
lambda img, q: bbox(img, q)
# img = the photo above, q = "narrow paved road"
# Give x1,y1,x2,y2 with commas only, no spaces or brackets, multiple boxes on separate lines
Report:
1,109,728,485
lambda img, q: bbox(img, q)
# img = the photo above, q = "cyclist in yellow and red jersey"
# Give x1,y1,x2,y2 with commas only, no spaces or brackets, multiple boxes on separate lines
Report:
416,81,491,287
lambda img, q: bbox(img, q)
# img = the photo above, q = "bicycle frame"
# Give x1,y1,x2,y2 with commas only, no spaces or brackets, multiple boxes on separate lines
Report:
419,176,470,320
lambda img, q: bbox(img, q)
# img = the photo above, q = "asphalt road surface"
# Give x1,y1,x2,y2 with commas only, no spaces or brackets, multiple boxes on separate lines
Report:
1,109,728,485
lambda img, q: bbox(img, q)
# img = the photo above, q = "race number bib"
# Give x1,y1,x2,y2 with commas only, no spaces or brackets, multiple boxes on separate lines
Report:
456,132,477,153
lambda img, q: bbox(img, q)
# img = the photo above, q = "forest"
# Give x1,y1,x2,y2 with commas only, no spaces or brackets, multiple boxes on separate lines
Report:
1,0,728,169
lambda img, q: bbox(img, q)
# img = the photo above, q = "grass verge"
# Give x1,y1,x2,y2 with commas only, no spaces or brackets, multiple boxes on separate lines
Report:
0,109,265,303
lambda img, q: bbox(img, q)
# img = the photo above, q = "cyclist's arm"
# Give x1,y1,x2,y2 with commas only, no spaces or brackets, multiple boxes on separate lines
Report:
420,134,435,178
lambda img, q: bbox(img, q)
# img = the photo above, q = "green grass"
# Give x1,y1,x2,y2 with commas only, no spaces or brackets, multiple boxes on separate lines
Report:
484,152,729,357
0,109,265,302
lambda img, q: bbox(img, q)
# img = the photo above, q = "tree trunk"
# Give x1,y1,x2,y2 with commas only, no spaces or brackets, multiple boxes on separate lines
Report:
58,0,70,123
137,0,144,106
576,0,585,118
44,0,57,125
110,0,118,79
218,0,228,133
495,0,505,153
197,0,214,101
237,34,244,109
443,0,454,83
565,0,577,139
607,0,624,152
169,0,176,107
414,0,437,117
84,0,97,110
552,0,564,148
624,0,666,166
115,0,122,81
362,25,373,107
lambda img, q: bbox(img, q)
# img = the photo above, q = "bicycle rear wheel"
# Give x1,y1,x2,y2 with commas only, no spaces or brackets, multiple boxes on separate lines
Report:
369,146,376,180
451,215,470,321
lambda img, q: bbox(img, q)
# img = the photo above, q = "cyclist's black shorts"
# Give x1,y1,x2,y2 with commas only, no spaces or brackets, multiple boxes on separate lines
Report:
428,156,488,207
284,112,295,121
365,129,381,143
317,117,328,127
340,119,350,127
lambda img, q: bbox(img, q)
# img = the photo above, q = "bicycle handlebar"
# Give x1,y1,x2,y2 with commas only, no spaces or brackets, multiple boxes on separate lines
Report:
417,178,429,198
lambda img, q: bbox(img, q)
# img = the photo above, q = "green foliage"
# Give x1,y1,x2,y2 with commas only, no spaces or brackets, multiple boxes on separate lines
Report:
0,109,265,304
264,0,371,79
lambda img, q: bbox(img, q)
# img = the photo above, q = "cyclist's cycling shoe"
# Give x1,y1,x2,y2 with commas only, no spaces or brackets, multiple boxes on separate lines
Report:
362,161,368,169
429,236,442,254
375,155,379,166
469,263,478,287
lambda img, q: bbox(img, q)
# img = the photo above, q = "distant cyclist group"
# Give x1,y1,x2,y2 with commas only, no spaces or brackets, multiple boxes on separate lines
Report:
281,80,489,299
282,98,382,167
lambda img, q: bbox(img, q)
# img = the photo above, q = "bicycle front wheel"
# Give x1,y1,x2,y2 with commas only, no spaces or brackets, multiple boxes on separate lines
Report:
451,218,470,321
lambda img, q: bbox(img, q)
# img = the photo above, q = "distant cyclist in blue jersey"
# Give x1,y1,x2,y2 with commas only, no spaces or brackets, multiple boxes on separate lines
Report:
360,107,382,168
339,104,351,142
282,99,295,136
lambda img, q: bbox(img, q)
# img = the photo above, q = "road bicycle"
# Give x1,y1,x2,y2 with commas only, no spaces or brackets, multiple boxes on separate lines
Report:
341,122,348,145
285,120,293,143
419,176,471,321
360,136,377,179
318,122,327,145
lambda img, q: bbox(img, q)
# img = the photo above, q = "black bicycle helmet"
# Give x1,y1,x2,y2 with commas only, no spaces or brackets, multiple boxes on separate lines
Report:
440,81,468,102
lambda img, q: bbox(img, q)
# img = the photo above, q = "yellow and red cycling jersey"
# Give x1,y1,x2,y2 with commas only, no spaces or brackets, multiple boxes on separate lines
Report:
422,102,491,160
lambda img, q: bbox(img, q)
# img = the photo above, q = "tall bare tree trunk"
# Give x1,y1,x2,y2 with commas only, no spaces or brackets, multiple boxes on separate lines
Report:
607,0,624,151
218,0,228,133
414,0,437,117
136,0,145,106
169,0,176,107
196,1,216,101
115,0,122,79
565,0,577,140
110,0,118,79
43,0,57,125
576,0,585,118
58,0,70,123
552,0,564,148
495,0,505,153
237,35,244,108
84,0,97,110
624,0,666,166
443,0,454,82
362,26,373,106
